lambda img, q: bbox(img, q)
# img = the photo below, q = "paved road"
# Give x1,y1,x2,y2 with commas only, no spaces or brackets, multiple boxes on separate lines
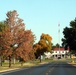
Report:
0,61,76,75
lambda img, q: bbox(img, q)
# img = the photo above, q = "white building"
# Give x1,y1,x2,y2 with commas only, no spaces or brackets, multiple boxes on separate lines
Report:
52,48,69,59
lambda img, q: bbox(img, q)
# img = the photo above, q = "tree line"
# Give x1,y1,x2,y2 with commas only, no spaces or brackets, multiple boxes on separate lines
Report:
0,10,52,67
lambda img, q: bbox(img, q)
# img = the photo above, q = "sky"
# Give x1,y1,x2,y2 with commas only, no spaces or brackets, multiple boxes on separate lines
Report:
0,0,76,45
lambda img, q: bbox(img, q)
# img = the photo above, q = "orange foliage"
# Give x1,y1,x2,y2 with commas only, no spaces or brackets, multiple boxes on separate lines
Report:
34,33,52,58
0,10,35,61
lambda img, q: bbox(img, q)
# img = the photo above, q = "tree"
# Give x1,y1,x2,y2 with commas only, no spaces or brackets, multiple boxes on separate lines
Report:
55,43,60,48
34,33,52,62
15,30,35,61
62,18,76,51
40,33,52,51
0,22,6,31
0,10,35,67
0,21,7,66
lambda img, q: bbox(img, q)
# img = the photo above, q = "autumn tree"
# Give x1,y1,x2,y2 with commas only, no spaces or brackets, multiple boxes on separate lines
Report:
40,33,52,51
34,33,52,62
0,10,35,67
0,22,6,31
0,21,7,66
15,30,35,62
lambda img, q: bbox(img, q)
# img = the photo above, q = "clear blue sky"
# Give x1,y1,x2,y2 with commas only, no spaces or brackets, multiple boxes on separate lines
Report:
0,0,76,45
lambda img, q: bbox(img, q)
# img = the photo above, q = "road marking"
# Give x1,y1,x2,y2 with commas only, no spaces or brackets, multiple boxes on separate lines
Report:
45,62,58,75
46,73,48,75
45,67,55,75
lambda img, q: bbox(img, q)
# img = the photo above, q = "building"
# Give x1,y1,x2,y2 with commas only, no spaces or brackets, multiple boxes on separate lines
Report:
52,48,69,59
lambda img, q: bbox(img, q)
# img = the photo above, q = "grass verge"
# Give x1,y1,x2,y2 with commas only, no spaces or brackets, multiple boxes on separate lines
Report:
0,59,52,72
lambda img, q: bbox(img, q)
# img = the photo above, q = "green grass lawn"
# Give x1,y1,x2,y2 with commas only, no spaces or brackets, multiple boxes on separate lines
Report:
0,59,52,72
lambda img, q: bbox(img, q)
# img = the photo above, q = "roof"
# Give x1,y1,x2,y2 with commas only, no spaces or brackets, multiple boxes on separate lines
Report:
54,48,69,51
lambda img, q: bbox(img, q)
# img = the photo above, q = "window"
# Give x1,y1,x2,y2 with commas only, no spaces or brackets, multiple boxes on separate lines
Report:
55,51,57,53
62,51,64,53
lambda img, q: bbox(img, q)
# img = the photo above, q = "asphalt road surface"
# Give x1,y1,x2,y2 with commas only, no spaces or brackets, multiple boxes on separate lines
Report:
0,61,76,75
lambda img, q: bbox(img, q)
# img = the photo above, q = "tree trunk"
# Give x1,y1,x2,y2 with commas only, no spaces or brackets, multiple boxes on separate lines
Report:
13,57,15,64
0,57,2,66
39,55,42,63
21,62,23,66
9,55,11,68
